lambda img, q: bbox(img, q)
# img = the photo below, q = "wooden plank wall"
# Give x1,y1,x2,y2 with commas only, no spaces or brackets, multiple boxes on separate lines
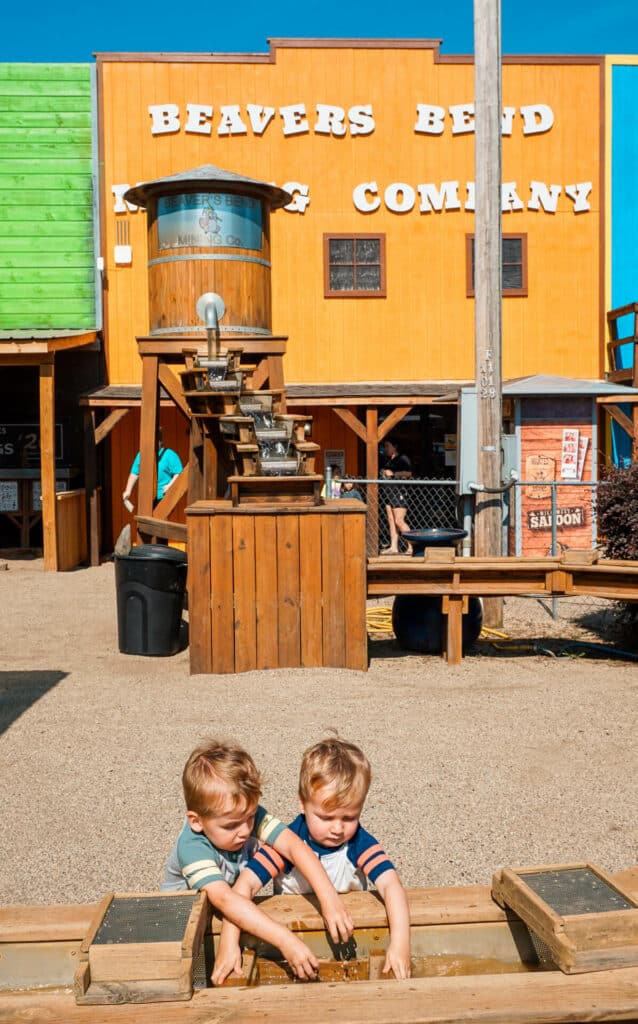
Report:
0,63,97,330
98,46,603,387
519,416,594,556
187,501,367,674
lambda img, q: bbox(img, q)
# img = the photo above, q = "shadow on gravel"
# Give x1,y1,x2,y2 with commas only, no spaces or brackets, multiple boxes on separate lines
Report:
0,670,67,735
368,637,638,663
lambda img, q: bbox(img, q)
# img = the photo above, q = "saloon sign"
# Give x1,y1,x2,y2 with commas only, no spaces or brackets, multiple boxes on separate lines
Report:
527,506,586,531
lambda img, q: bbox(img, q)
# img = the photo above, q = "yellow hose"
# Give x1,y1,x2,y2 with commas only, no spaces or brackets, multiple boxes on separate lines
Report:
366,606,394,635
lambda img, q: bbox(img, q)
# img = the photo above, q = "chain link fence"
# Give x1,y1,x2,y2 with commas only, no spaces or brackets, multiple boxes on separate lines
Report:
326,475,460,557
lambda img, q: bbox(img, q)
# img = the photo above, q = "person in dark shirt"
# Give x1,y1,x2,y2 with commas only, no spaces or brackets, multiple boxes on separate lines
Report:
380,437,412,554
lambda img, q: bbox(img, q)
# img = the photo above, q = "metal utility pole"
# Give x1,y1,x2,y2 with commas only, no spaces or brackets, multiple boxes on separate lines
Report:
474,0,504,625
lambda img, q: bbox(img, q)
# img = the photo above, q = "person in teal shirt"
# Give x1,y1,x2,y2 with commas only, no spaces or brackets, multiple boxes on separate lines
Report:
122,428,183,507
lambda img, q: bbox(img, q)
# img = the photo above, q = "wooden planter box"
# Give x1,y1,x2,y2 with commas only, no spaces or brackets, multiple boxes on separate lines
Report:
187,499,368,674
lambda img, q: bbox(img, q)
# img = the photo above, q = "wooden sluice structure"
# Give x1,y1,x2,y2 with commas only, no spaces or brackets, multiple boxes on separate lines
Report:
3,866,638,1022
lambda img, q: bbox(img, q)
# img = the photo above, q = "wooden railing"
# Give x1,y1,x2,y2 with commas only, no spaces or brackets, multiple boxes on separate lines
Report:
606,302,638,387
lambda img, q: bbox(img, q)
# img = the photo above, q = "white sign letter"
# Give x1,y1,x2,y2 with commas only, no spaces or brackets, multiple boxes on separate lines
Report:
185,103,213,135
528,181,562,213
385,183,416,214
148,104,180,135
246,104,276,135
348,104,375,136
112,183,138,213
353,182,380,212
280,104,309,136
414,104,445,135
450,103,475,135
565,182,592,213
501,107,516,136
465,181,475,211
282,182,311,213
315,104,347,137
502,182,524,212
417,181,462,213
218,105,248,136
521,103,554,135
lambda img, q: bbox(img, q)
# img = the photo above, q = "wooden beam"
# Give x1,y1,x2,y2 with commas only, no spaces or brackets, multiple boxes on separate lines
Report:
333,407,366,442
0,352,54,366
0,332,96,357
39,362,58,571
249,359,270,391
7,964,638,1022
603,404,635,439
137,355,160,530
135,516,187,543
158,363,191,420
94,408,130,446
378,406,411,441
153,466,189,520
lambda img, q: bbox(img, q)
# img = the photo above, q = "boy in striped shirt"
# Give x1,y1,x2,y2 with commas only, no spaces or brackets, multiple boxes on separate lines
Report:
161,738,353,985
220,738,411,980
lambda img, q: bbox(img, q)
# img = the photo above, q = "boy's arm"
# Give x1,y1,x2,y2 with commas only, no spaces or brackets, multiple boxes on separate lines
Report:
272,829,354,943
374,870,411,979
204,877,319,984
211,870,261,986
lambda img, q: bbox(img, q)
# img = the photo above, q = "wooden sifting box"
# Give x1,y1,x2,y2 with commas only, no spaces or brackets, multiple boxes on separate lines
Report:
492,862,638,974
74,891,209,1004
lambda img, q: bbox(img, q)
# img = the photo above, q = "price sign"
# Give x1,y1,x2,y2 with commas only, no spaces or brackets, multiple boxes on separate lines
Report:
0,423,64,467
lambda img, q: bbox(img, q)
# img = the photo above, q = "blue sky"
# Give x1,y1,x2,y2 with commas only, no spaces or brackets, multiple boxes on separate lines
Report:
1,0,636,62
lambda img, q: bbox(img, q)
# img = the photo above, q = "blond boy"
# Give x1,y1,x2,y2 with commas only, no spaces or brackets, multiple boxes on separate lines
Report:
161,739,353,984
225,738,411,980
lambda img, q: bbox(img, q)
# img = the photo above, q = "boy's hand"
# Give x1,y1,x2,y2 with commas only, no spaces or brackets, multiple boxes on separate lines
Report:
319,889,354,944
382,941,411,980
280,932,320,980
211,934,244,987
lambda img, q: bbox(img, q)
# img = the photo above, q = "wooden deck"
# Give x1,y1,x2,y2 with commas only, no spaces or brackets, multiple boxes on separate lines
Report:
367,551,638,665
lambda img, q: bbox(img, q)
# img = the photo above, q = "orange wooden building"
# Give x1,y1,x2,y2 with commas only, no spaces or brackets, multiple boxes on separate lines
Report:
91,40,607,547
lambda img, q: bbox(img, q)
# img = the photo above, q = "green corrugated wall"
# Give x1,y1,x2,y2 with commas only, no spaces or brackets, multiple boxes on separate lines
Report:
0,63,98,330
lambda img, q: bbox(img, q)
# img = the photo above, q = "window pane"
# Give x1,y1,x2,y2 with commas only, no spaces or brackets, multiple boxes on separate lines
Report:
330,265,355,290
356,265,381,290
502,238,522,262
503,264,522,290
329,238,354,264
356,237,380,264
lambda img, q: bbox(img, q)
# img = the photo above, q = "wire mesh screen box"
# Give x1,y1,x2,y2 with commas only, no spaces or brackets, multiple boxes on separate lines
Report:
74,891,209,1004
492,863,638,974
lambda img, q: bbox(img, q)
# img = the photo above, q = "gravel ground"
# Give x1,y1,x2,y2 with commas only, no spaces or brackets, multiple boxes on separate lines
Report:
0,554,637,907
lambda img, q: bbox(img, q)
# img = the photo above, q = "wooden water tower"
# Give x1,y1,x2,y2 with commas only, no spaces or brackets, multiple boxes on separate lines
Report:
125,164,291,339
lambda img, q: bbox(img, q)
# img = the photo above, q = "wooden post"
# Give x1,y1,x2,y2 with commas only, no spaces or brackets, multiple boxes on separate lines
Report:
39,359,58,571
137,354,159,537
83,408,100,567
366,407,379,556
474,0,504,625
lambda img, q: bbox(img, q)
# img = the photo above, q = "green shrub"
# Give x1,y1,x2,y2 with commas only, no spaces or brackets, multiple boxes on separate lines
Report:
596,462,638,648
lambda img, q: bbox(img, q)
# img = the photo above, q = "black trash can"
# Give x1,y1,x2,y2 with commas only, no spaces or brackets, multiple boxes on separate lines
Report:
115,544,188,656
